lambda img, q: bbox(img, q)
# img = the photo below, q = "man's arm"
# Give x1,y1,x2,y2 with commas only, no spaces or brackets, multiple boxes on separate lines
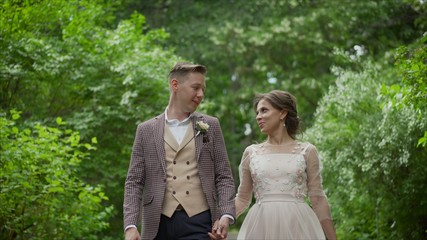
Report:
211,118,236,219
123,124,145,229
204,117,236,240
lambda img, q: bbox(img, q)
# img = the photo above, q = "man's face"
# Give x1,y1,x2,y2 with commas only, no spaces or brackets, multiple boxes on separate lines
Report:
175,72,206,113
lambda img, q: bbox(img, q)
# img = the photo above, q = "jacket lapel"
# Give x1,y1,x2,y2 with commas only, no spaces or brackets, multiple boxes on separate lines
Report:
193,113,204,162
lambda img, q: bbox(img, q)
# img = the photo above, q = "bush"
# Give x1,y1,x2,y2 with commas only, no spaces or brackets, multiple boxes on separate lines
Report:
0,110,113,240
305,56,427,239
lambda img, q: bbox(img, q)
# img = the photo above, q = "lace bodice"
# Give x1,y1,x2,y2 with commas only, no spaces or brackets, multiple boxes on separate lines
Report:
249,143,308,201
235,141,332,221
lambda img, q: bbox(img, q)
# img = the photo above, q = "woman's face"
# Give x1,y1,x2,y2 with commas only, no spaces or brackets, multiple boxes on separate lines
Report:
255,99,286,135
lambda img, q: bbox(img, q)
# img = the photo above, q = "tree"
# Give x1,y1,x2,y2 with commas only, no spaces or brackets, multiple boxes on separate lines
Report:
120,0,427,180
2,0,426,237
388,36,427,147
0,110,113,240
305,52,427,238
1,1,182,237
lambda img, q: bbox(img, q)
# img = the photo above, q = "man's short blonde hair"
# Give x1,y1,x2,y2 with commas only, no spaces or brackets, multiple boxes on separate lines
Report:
168,62,207,82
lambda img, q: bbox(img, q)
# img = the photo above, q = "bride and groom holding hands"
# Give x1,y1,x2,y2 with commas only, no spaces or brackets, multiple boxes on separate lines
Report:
123,62,336,240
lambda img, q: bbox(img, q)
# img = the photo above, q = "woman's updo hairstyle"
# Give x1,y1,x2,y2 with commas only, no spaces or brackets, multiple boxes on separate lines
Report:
253,90,301,139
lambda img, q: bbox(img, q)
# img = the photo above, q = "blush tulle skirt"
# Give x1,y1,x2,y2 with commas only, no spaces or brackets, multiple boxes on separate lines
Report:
237,194,325,240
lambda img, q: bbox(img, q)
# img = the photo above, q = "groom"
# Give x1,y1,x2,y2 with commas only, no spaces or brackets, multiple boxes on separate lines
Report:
123,62,235,240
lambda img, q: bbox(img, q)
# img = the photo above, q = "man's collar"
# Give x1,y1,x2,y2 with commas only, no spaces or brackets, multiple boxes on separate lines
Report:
164,107,194,124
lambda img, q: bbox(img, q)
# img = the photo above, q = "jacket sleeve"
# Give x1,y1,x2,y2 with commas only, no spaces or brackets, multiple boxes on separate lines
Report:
123,124,145,229
211,117,236,220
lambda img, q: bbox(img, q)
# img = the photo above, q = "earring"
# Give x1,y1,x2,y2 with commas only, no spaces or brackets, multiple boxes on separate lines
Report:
283,119,286,128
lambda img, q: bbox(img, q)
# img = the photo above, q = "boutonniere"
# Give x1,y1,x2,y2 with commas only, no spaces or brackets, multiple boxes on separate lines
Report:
195,121,210,142
196,121,209,136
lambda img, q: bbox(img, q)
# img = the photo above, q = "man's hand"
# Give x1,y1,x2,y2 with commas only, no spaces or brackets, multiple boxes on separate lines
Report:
125,227,140,240
208,217,230,240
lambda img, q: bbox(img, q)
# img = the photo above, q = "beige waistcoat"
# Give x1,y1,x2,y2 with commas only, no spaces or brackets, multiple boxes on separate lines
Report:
161,123,209,217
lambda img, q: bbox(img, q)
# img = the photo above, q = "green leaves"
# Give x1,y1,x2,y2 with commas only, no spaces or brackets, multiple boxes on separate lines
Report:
417,131,427,147
394,39,427,114
2,0,426,238
0,110,112,239
306,55,427,239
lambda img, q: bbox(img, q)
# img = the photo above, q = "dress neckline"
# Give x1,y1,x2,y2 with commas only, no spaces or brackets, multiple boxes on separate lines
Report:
263,140,298,146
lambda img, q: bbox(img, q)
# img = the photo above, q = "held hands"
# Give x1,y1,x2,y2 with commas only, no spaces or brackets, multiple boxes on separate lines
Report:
124,228,140,240
208,218,230,240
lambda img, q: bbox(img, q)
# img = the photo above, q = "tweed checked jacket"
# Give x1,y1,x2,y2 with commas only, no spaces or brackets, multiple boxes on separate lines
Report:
123,112,236,240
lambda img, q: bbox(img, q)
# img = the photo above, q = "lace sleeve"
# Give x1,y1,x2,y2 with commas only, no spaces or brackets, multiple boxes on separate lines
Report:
304,143,333,221
235,146,254,218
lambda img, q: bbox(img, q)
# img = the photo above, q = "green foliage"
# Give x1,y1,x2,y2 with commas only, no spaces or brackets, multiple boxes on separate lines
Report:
306,55,427,239
63,12,181,238
126,1,427,192
1,1,181,237
385,36,427,112
0,110,113,239
385,36,427,147
0,0,116,116
129,0,425,120
2,0,427,238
